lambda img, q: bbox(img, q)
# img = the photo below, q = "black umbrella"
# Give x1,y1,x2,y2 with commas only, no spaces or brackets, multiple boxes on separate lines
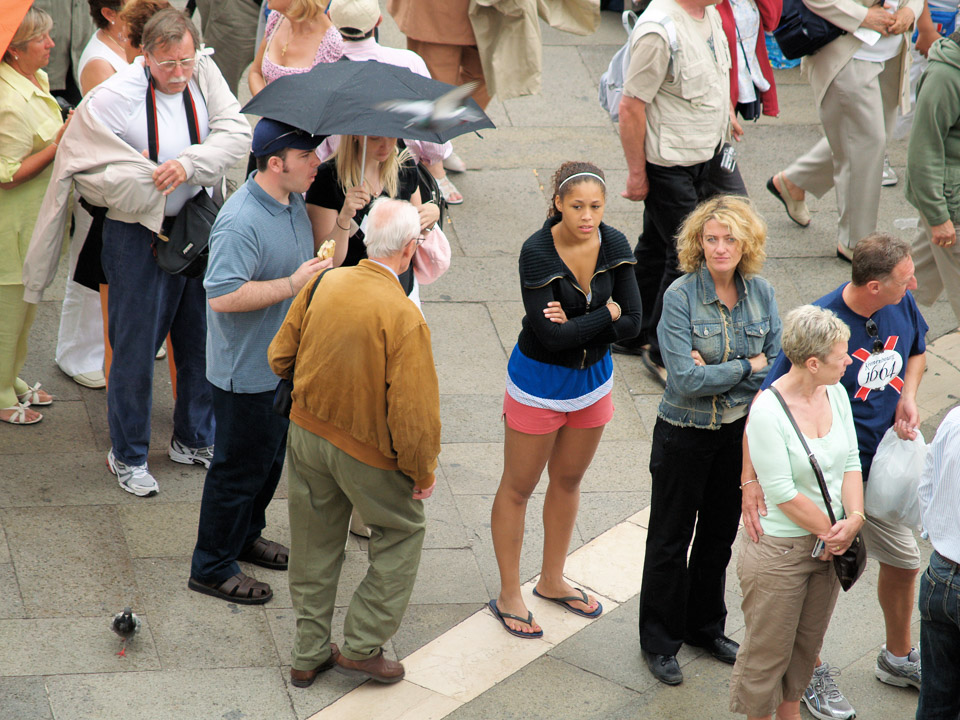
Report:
240,59,495,144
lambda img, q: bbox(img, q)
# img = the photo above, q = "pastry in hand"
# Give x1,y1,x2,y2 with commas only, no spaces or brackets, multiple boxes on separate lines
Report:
317,239,336,260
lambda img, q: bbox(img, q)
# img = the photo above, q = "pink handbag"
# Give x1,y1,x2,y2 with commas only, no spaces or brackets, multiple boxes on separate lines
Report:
413,226,451,284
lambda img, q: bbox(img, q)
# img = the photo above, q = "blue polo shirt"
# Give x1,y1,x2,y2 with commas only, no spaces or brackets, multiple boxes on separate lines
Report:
204,173,315,393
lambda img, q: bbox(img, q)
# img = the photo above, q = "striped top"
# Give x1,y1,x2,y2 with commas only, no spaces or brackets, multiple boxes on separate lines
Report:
506,347,613,411
918,406,960,565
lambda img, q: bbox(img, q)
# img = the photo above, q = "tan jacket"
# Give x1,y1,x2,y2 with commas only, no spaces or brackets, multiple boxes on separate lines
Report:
268,261,442,489
21,55,252,304
632,0,731,166
801,0,923,108
469,0,542,100
388,0,477,45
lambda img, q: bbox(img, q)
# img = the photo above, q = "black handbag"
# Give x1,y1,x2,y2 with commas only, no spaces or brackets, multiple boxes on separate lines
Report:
773,0,846,60
769,387,867,592
145,70,222,278
273,270,327,417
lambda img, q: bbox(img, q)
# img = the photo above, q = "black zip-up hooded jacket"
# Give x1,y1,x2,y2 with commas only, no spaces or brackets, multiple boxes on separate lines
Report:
516,215,643,370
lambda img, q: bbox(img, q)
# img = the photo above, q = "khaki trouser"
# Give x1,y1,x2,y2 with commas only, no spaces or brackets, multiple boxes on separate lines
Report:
785,56,901,253
730,532,840,717
195,0,260,96
912,216,960,325
0,284,38,408
286,423,426,669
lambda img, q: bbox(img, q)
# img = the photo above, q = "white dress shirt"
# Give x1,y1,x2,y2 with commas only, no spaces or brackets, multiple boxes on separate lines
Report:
918,406,960,564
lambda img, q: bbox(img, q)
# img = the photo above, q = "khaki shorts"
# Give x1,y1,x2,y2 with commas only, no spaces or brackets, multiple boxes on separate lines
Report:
861,504,922,570
730,532,840,717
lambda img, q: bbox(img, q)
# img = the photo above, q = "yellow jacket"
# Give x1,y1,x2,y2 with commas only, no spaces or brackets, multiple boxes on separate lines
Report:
268,261,441,489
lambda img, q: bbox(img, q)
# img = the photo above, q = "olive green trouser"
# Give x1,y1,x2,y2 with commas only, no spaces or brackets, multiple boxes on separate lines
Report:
0,284,38,408
286,423,426,669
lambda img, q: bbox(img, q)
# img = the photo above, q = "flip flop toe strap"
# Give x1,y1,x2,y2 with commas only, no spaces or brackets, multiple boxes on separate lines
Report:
497,608,534,626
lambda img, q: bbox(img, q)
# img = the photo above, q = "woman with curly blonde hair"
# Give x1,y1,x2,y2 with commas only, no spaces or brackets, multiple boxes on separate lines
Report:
638,195,782,686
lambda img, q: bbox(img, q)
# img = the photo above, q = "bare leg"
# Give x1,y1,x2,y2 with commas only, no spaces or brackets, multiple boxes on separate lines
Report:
773,699,802,719
878,562,920,656
775,173,806,202
536,424,605,613
491,424,557,634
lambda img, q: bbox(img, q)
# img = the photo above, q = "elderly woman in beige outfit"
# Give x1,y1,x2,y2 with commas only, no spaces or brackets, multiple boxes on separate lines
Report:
766,0,923,260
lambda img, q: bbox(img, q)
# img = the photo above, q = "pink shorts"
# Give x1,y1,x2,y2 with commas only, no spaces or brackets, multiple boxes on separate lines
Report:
502,391,614,435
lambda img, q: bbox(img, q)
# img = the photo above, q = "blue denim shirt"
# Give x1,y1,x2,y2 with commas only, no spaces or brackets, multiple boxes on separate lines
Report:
657,264,781,429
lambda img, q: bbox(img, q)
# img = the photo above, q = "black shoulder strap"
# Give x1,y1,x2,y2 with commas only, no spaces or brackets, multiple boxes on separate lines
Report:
145,71,200,164
306,268,328,306
768,386,838,525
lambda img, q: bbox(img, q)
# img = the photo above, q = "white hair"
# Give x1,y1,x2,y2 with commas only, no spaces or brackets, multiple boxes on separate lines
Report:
364,198,420,259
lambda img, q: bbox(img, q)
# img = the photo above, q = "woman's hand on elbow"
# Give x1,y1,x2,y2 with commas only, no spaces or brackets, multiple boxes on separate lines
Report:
690,350,705,367
543,301,568,324
748,353,768,374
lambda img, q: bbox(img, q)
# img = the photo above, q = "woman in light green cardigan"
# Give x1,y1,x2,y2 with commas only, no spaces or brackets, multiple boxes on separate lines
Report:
730,305,866,720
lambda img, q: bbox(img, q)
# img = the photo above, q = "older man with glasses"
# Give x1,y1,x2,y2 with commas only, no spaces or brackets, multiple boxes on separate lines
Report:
741,232,928,719
84,8,250,497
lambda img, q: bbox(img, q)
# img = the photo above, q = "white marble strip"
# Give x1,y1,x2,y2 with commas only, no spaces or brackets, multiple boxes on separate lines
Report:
306,512,646,720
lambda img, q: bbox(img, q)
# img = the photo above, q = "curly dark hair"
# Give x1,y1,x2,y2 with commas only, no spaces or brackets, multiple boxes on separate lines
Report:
120,0,172,49
88,0,124,29
547,161,606,218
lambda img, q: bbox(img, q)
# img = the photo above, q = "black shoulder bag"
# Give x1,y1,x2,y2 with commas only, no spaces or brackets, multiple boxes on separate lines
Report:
146,71,222,278
273,270,327,418
773,0,846,60
769,386,867,591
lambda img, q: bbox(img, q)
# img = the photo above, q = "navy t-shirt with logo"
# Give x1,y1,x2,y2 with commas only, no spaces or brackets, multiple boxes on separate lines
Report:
761,283,928,480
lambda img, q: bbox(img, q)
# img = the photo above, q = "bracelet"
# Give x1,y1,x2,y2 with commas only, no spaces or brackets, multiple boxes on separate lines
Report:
336,218,350,231
287,276,295,297
851,510,867,522
740,479,759,489
608,300,622,321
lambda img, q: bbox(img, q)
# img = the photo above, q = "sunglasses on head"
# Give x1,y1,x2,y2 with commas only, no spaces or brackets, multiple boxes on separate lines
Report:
865,319,883,354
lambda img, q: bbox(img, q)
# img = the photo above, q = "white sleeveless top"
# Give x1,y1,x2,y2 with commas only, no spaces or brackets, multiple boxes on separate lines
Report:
76,32,128,91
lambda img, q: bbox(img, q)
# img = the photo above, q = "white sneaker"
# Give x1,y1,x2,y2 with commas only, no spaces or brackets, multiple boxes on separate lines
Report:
875,645,921,689
882,156,898,187
107,449,159,497
168,438,214,468
803,663,856,720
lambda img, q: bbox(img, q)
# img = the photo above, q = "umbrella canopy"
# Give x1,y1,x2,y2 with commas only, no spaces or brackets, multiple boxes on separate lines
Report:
0,0,34,59
241,59,495,143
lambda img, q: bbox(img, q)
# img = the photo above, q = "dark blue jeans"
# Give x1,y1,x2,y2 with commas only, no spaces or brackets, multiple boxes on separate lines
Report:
101,219,214,464
190,387,288,584
917,551,960,720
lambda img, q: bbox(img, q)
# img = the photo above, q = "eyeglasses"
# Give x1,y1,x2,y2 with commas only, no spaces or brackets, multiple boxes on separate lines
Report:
149,53,197,71
409,235,424,247
865,318,884,354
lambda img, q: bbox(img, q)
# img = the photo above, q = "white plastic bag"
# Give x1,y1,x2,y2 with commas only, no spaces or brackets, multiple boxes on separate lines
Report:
865,426,927,531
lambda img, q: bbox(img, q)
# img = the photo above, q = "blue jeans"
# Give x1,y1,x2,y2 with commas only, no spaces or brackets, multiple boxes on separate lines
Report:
190,387,288,584
917,551,960,720
101,219,214,464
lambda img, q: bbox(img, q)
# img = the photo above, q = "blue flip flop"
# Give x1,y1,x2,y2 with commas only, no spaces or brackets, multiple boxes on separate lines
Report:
532,587,603,618
487,599,543,639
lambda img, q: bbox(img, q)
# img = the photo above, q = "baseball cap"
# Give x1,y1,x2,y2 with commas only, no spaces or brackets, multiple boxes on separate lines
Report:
329,0,380,38
252,118,323,157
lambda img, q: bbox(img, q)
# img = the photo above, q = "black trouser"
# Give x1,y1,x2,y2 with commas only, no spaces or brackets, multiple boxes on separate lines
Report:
638,416,745,656
631,145,747,363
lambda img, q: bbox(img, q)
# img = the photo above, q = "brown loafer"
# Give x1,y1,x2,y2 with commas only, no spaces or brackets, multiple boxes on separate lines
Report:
334,648,405,684
290,643,340,688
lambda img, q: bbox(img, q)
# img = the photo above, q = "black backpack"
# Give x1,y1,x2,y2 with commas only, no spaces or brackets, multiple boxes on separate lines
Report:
773,0,846,60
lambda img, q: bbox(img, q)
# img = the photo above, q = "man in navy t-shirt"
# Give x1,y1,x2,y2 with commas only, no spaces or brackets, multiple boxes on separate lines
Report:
743,233,927,716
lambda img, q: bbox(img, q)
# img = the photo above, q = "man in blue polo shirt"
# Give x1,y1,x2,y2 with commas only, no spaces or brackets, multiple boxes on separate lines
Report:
742,232,928,719
188,118,330,605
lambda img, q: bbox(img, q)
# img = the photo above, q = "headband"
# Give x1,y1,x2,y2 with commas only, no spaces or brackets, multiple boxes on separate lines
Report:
558,172,605,189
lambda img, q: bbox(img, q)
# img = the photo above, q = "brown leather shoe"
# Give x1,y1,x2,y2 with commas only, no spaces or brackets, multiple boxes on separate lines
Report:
334,648,405,684
290,643,340,688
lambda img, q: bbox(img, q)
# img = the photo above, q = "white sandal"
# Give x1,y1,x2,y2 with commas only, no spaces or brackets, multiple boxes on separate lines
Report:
443,152,467,174
1,403,42,425
437,175,464,205
17,382,52,406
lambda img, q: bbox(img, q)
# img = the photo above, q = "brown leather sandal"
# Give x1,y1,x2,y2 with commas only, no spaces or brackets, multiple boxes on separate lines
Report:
238,537,289,570
188,572,273,604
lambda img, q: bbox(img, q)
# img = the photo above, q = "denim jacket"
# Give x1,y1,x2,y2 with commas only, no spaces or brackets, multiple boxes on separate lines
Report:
657,264,781,429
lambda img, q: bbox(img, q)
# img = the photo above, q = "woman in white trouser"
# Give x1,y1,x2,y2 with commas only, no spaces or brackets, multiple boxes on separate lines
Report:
56,0,131,388
766,0,923,259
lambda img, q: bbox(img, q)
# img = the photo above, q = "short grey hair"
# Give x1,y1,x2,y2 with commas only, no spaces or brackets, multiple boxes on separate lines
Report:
851,233,911,286
364,198,420,259
141,8,199,56
781,305,851,366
